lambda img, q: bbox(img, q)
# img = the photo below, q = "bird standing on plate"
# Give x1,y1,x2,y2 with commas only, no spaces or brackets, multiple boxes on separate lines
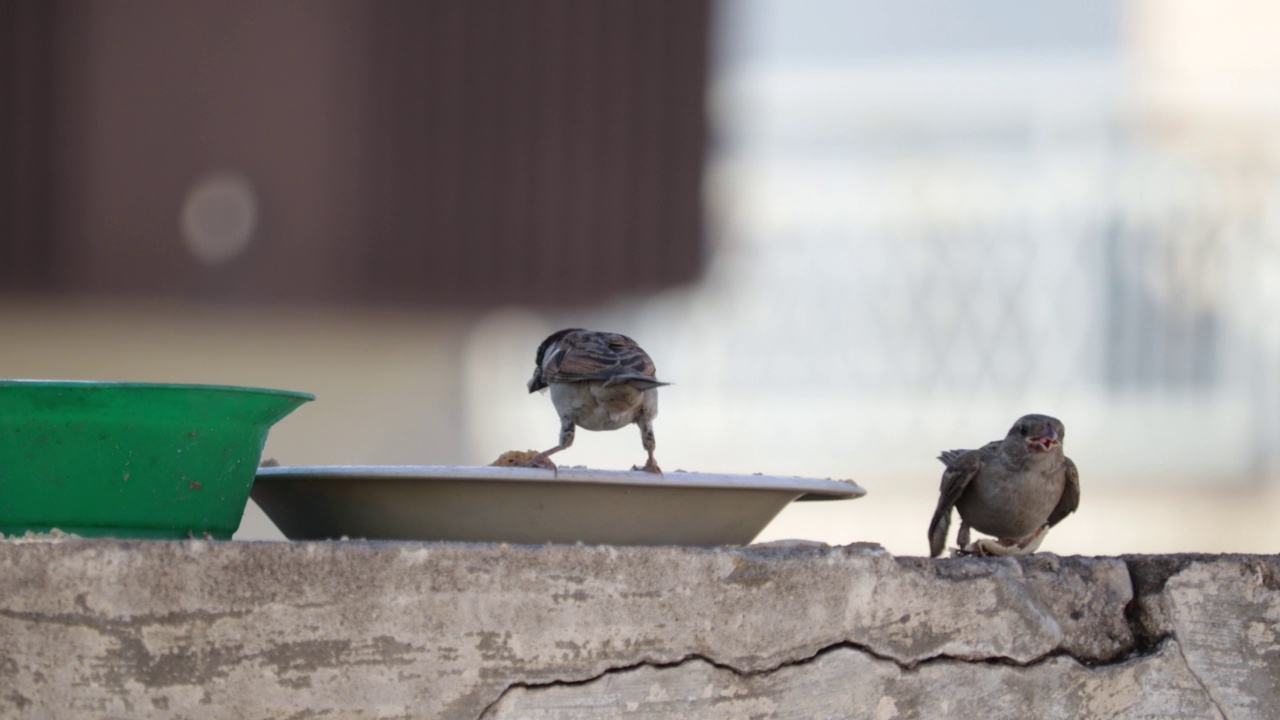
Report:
526,328,668,473
927,414,1079,558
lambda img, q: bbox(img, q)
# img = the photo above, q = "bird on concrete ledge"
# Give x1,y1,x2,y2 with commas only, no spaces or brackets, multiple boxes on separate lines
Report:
525,328,668,474
928,414,1079,558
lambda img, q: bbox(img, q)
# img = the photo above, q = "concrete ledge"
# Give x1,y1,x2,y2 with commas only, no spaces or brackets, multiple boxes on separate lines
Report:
1,540,1276,719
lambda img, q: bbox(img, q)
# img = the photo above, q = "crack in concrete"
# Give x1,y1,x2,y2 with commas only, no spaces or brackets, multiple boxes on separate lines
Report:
1119,555,1230,719
473,633,1178,719
1170,639,1229,720
475,556,1200,719
475,654,737,719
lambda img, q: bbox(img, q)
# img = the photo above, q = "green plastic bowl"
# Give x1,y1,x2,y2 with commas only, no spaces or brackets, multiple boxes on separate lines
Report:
0,380,314,539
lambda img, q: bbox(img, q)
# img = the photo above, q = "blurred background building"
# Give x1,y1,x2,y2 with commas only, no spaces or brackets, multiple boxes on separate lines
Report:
2,0,1278,555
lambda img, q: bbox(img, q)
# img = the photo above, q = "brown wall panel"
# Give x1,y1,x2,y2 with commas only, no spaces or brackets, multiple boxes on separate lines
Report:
358,0,711,306
0,0,710,307
0,0,57,290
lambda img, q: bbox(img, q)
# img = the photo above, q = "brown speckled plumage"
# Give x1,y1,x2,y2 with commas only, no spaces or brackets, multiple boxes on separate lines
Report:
526,329,668,473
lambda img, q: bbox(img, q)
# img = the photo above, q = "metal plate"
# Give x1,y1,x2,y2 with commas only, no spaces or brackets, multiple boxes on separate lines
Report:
252,465,865,546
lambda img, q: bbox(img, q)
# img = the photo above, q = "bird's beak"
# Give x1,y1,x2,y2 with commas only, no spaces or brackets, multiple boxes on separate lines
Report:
1027,427,1060,452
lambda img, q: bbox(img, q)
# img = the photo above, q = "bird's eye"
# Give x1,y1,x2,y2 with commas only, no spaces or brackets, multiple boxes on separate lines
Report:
1019,424,1029,436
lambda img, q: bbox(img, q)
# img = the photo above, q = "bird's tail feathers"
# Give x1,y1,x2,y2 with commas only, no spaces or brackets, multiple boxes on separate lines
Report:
602,374,670,391
927,509,951,558
937,449,966,467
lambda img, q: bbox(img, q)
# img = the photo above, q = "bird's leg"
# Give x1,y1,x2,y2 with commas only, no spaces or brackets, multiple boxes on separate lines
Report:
527,420,575,474
631,419,662,474
956,523,1005,557
955,521,972,554
1013,524,1049,554
635,451,662,475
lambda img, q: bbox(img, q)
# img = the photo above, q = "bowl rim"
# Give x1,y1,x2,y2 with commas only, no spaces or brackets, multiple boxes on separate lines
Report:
0,379,315,401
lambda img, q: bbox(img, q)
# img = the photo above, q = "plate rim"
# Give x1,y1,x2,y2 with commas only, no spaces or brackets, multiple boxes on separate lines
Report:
255,464,866,499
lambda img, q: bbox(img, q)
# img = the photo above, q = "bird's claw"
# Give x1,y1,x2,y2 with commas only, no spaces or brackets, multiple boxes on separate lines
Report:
519,453,558,473
952,542,995,557
631,459,663,475
955,525,1050,557
524,460,559,478
954,540,1003,557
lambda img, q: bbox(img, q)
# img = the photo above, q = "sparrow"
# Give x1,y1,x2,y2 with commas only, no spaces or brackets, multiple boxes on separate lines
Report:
525,328,669,473
927,414,1079,558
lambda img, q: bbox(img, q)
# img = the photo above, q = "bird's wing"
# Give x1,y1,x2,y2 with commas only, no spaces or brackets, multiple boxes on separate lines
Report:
1047,456,1080,527
928,449,984,557
545,331,663,385
938,440,998,468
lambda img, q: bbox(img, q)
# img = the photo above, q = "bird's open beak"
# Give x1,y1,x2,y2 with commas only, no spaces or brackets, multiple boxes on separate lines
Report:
1026,427,1060,452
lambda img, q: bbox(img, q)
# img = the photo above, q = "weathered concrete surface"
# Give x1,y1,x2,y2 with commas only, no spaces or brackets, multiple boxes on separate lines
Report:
0,541,1275,719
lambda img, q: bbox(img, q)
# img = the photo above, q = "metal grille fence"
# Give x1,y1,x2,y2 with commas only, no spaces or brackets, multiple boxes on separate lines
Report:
669,72,1280,484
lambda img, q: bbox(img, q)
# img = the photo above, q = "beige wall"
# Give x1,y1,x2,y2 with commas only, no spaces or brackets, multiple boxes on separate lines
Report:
3,297,1278,555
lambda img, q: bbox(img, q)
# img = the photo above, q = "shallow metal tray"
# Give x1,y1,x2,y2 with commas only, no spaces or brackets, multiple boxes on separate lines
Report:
252,465,865,546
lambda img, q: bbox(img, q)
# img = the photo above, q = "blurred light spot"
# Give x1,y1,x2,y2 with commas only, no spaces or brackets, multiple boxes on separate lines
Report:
180,173,259,265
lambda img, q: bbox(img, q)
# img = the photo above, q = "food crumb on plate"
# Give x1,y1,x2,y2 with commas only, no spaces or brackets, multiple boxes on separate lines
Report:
490,449,556,470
